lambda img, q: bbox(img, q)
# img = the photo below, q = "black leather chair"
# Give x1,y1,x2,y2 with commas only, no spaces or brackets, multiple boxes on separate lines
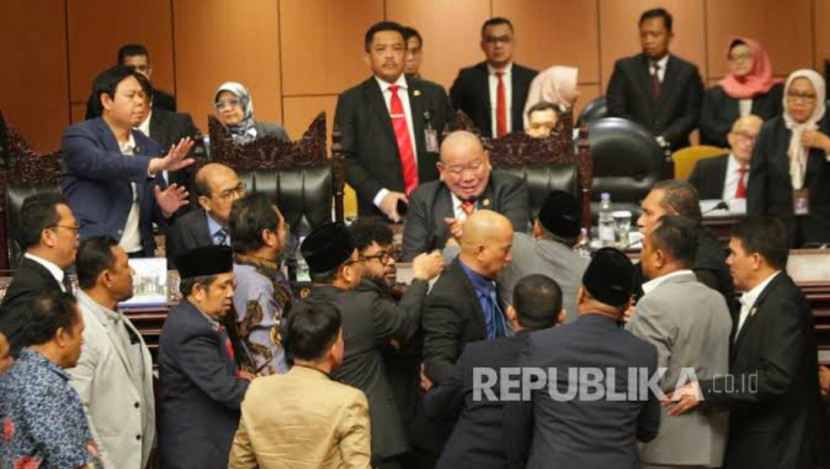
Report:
6,183,61,267
496,164,579,224
577,95,608,128
589,117,664,220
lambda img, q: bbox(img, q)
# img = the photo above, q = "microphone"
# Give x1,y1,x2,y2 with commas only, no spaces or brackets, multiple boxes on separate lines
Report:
702,200,730,215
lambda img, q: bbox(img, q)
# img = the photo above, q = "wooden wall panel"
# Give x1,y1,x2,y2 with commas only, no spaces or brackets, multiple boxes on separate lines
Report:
173,0,282,132
280,0,383,96
706,0,814,79
0,0,69,151
67,0,174,103
70,104,87,125
386,0,490,91
814,0,830,75
282,96,337,146
599,0,706,92
493,0,601,86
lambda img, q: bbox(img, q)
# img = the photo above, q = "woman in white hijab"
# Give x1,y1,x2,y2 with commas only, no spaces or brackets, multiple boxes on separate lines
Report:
747,69,830,247
214,82,289,144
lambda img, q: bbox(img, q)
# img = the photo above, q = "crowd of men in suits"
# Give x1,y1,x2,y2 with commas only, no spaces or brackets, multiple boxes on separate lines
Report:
0,5,830,469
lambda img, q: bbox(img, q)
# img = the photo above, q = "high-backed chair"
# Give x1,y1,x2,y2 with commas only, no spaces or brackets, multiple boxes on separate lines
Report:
672,145,727,180
577,95,608,128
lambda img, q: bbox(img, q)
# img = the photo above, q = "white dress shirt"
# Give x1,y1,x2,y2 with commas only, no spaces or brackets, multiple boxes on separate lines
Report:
136,111,152,139
488,62,513,137
119,135,143,254
735,270,781,340
640,269,694,295
722,153,749,203
649,55,670,82
373,74,419,208
738,99,752,117
23,252,66,291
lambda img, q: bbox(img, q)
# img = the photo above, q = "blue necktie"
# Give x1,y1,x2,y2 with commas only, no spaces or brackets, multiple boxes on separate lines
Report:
213,228,229,246
482,286,510,339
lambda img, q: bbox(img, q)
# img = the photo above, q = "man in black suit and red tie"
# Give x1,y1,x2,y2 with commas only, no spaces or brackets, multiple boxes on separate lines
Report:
335,21,454,222
606,8,704,152
450,17,538,139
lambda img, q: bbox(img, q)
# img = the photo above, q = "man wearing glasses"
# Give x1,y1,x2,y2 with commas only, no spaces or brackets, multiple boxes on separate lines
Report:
450,17,538,138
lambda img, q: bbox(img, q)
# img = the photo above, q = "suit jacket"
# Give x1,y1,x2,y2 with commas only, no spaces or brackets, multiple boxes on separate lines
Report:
300,278,428,461
689,154,729,200
747,115,830,247
158,299,250,469
335,75,453,216
61,118,169,256
0,257,65,351
423,332,528,469
700,273,828,469
505,314,661,469
168,208,213,267
229,366,372,469
85,86,176,120
606,53,704,151
627,272,730,467
498,232,588,323
699,84,784,147
68,290,156,469
148,109,202,191
449,61,538,138
400,171,529,261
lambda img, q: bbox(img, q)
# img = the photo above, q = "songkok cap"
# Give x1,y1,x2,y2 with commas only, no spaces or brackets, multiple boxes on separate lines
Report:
538,190,582,238
175,246,234,279
582,247,634,307
301,222,354,274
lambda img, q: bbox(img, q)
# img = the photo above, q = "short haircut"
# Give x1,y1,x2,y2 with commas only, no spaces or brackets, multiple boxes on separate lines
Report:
731,217,789,270
134,72,153,103
117,44,150,64
653,180,702,223
527,101,559,118
402,26,423,47
17,291,78,347
229,193,280,254
19,192,67,249
650,215,698,268
513,274,562,330
348,217,393,253
76,237,119,290
639,8,673,31
285,302,341,361
481,17,514,36
180,275,219,297
91,65,145,112
364,21,406,53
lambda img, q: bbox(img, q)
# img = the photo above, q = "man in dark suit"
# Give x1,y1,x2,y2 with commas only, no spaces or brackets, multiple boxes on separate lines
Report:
61,65,193,257
423,274,563,468
450,17,538,139
0,193,78,352
669,217,828,469
158,246,254,469
400,130,528,261
689,115,762,202
335,21,453,221
606,8,703,152
506,248,661,469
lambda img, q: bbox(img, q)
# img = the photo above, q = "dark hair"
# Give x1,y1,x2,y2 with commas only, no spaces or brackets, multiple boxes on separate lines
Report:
309,268,340,285
731,217,789,270
650,215,698,268
348,217,393,253
364,21,406,53
180,274,219,297
19,192,67,249
76,237,119,290
639,8,673,31
653,180,702,223
481,17,514,36
285,302,341,361
117,44,150,65
17,291,79,347
90,65,146,116
729,38,747,51
402,26,423,48
134,72,153,103
513,274,562,330
229,193,280,254
526,101,559,117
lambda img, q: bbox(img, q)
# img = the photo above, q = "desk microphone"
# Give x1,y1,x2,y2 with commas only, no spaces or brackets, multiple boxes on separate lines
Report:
703,201,730,214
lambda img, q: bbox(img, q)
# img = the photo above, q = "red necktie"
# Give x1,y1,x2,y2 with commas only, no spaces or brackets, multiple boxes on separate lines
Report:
735,166,748,198
651,62,662,99
217,325,235,363
461,200,476,216
496,71,507,137
388,85,419,195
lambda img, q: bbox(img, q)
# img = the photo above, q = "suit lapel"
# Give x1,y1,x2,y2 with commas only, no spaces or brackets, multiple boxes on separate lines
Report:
407,77,427,170
511,67,525,132
636,55,658,115
655,56,678,114
714,156,728,197
476,63,492,136
81,294,136,378
732,273,782,356
195,209,215,247
434,185,454,245
94,118,123,153
21,258,63,291
451,259,487,336
363,78,398,150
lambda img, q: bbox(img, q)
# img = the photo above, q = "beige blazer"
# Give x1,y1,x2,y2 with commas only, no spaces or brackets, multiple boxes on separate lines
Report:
229,365,372,469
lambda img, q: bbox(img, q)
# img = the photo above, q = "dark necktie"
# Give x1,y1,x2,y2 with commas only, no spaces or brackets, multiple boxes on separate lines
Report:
482,286,509,339
388,85,419,195
213,228,229,246
217,325,236,364
61,274,73,294
735,166,748,199
495,71,507,137
651,62,662,99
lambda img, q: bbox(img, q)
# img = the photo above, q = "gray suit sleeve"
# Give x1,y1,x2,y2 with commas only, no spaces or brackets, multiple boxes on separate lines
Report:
401,190,432,262
627,294,678,385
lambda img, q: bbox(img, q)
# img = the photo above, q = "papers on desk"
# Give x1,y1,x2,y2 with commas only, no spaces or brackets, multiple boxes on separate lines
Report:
119,257,168,307
700,199,746,217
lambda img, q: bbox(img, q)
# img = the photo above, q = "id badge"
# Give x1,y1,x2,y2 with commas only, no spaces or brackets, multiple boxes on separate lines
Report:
425,129,439,153
793,189,810,216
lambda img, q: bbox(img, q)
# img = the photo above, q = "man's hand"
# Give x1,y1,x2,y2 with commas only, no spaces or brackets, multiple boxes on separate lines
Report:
379,191,408,223
148,137,195,175
664,380,701,416
420,364,434,392
154,183,189,216
412,250,445,281
238,370,257,382
801,130,830,153
444,217,465,240
819,365,830,397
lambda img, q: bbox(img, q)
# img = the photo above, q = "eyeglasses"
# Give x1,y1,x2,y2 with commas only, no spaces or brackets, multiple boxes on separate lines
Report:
215,98,241,110
786,91,817,103
217,182,246,200
728,52,753,62
359,251,397,264
49,224,80,235
444,160,485,175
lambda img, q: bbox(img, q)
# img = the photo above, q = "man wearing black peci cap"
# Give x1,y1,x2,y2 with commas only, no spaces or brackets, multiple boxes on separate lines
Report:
505,248,661,469
158,245,254,469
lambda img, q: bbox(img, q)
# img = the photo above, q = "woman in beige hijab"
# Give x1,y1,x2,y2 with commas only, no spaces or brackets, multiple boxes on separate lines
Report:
522,66,579,128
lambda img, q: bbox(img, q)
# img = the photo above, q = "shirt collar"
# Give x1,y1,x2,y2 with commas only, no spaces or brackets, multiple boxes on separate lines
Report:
375,74,408,93
487,62,513,76
190,300,221,331
740,271,781,309
458,258,495,293
76,289,123,325
23,252,65,286
650,54,670,71
641,269,694,295
19,348,69,381
135,110,152,138
728,153,748,171
119,132,137,154
205,212,226,237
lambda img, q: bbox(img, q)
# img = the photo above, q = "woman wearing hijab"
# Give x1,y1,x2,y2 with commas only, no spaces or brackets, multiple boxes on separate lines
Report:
747,69,830,247
214,82,289,144
700,37,784,147
522,66,579,128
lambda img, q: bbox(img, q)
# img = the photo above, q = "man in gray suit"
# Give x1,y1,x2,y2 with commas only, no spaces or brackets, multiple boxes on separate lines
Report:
627,215,730,468
498,190,589,322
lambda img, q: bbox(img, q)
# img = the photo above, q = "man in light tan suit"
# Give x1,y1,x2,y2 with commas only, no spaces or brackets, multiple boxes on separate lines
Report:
229,302,372,469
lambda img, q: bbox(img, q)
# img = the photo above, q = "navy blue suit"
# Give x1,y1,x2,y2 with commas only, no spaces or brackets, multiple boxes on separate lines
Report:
60,118,168,256
158,299,249,469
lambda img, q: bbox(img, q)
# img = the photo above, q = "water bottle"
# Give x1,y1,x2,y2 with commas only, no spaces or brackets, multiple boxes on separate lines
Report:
575,228,592,259
598,192,615,247
296,237,310,282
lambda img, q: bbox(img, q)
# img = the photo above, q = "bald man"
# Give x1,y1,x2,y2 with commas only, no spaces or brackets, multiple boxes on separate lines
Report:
400,130,528,261
689,114,763,203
